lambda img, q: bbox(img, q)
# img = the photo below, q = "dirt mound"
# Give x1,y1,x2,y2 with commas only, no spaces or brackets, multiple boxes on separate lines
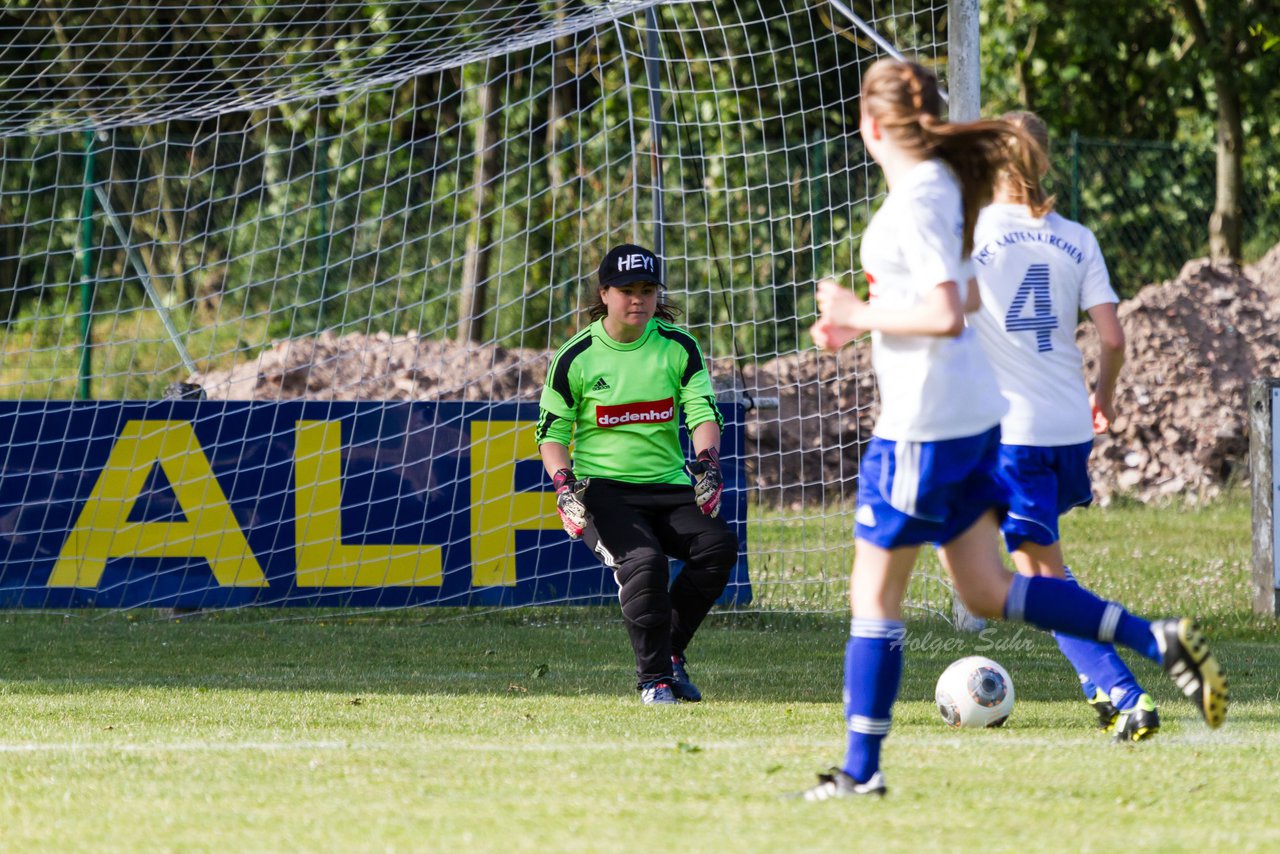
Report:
193,242,1280,505
194,331,550,402
735,246,1280,506
1086,247,1280,502
728,346,874,506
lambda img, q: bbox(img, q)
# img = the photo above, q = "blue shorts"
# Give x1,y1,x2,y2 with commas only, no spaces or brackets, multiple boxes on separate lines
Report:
854,426,1007,549
995,441,1094,551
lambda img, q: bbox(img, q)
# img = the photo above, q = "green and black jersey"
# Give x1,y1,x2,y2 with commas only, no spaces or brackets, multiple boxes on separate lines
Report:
536,318,723,485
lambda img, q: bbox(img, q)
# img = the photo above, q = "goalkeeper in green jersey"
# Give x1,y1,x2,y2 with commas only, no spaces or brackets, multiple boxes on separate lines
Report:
536,243,739,705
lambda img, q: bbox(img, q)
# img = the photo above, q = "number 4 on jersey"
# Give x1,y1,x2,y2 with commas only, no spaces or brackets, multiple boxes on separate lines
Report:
1003,263,1057,352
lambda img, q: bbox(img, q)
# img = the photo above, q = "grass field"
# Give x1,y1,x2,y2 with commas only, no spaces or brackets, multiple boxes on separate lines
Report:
0,493,1276,852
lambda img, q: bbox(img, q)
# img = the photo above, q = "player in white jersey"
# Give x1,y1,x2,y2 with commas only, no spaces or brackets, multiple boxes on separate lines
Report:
792,60,1227,802
970,111,1156,741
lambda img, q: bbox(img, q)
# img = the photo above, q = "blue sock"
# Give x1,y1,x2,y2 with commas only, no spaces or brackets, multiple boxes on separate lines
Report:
1054,632,1144,708
842,618,904,784
1075,672,1101,702
1109,676,1146,712
1052,568,1145,709
1056,632,1105,699
1004,575,1160,663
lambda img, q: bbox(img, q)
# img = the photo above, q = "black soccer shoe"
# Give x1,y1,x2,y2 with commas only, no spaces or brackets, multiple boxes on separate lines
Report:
1087,688,1120,732
1153,618,1229,729
790,768,886,801
1112,693,1160,743
670,654,702,703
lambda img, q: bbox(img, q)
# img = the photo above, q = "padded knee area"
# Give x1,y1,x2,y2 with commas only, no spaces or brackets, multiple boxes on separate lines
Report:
616,550,670,628
681,530,737,590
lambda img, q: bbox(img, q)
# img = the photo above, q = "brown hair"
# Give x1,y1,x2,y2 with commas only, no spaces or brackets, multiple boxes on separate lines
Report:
586,288,682,323
860,59,1044,254
999,110,1055,218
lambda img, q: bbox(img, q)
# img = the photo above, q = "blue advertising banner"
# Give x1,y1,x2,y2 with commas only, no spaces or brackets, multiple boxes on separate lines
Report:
0,401,750,608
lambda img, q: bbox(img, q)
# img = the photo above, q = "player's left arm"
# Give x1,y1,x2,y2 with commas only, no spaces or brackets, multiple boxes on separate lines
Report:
1086,301,1124,433
675,332,724,434
1080,230,1124,433
677,336,726,517
691,420,721,459
686,419,724,517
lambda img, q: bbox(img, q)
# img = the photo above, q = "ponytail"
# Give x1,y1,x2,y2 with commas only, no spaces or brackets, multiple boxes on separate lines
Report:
998,111,1055,218
860,59,1047,254
919,114,1014,255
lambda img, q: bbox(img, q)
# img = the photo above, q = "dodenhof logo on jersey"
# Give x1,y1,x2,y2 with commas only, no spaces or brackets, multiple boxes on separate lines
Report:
595,398,675,428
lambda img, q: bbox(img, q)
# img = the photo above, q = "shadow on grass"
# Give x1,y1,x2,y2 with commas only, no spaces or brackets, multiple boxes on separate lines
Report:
0,609,1274,711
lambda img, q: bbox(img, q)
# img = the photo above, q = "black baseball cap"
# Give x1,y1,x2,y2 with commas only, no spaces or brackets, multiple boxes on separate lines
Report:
598,243,665,288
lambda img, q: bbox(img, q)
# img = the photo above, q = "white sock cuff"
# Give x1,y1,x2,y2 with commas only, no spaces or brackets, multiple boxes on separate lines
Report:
850,617,906,642
848,714,893,735
1098,603,1123,643
1005,574,1030,622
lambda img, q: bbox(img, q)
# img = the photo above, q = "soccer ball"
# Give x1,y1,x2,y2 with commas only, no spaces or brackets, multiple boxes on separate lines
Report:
935,656,1014,728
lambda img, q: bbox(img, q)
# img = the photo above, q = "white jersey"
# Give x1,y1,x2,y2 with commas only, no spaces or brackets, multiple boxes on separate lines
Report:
970,204,1119,446
860,160,1007,442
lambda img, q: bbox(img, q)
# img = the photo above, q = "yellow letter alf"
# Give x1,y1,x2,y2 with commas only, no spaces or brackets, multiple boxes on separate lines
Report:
50,420,267,587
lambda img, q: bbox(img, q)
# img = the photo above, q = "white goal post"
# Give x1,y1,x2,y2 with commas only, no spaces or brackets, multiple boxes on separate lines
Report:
1249,378,1280,616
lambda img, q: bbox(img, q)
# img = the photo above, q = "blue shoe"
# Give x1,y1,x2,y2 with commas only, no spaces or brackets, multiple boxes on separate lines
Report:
640,680,679,705
670,654,702,703
1113,693,1160,743
790,768,886,801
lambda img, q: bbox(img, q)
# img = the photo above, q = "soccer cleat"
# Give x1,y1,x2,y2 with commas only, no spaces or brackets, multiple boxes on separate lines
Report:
1112,693,1160,743
1087,688,1120,732
640,680,679,705
790,768,886,801
670,654,702,703
1152,618,1230,729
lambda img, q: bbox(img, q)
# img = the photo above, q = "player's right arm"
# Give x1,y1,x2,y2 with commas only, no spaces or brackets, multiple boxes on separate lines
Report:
539,440,573,480
816,277,966,338
535,399,576,471
538,438,587,539
963,275,981,313
536,331,588,453
817,182,970,340
537,334,589,537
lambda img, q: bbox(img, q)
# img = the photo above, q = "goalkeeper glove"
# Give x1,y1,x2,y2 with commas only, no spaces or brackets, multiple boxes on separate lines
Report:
685,448,724,518
552,468,588,539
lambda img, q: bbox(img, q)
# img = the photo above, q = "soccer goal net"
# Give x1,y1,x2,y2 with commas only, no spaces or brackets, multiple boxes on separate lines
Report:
0,0,965,616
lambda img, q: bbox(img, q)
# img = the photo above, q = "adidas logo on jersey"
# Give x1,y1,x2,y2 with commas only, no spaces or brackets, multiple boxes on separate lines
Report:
591,377,611,391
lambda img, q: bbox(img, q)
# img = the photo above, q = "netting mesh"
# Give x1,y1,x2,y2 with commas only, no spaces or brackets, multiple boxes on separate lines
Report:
0,0,957,613
0,1,662,136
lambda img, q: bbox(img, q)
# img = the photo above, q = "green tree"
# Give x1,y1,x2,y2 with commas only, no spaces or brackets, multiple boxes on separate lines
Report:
1171,0,1275,264
981,0,1280,268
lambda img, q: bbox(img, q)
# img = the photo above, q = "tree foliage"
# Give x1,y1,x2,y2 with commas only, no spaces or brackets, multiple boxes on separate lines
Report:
981,0,1280,266
0,0,1275,393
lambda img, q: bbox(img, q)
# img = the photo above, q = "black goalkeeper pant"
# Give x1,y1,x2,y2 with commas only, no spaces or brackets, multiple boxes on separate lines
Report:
580,478,738,689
